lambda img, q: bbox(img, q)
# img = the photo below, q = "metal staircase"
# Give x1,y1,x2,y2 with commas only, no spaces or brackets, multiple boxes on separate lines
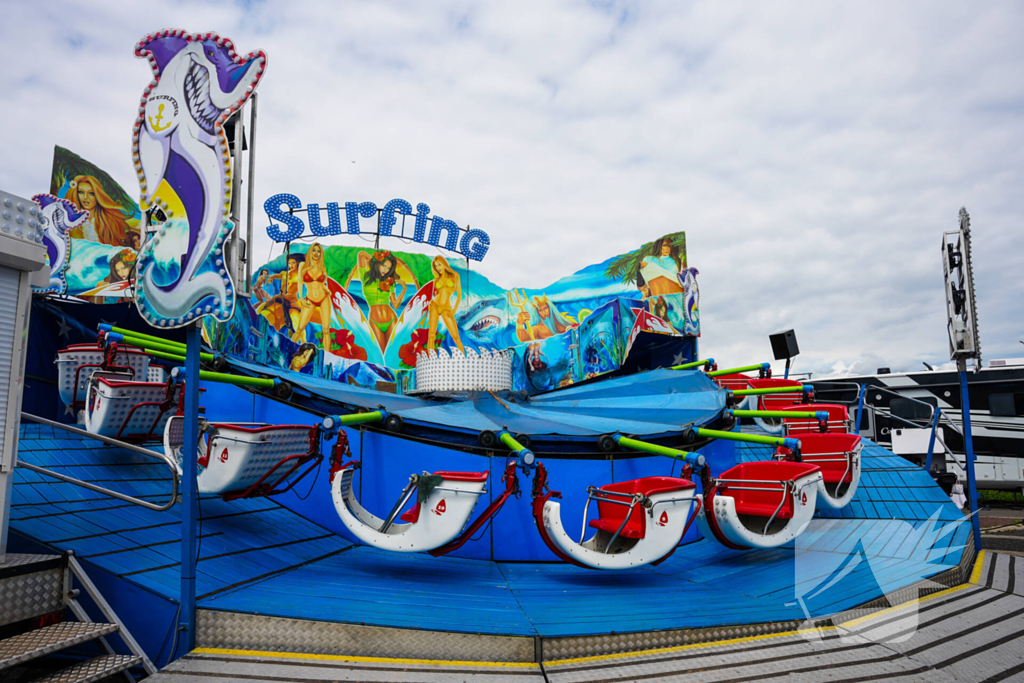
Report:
0,551,153,682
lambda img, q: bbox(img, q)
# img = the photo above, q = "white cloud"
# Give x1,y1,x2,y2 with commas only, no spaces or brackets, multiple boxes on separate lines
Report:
0,0,1021,374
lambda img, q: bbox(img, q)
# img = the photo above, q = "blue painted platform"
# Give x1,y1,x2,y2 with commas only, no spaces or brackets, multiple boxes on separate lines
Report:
10,419,970,642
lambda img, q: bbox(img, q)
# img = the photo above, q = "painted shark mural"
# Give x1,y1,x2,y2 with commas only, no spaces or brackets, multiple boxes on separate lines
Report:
32,194,88,295
132,29,267,327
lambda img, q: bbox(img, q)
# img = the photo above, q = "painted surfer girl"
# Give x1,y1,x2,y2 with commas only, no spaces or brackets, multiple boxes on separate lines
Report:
289,342,318,373
426,256,464,353
65,175,134,247
638,238,685,299
258,253,304,334
603,232,687,300
253,269,270,303
292,243,334,346
346,250,418,352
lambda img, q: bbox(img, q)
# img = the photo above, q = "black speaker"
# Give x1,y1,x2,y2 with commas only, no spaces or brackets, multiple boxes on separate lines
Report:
769,329,799,360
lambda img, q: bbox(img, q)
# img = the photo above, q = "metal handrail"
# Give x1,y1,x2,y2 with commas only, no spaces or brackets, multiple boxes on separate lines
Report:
809,380,977,475
19,413,179,511
814,381,940,426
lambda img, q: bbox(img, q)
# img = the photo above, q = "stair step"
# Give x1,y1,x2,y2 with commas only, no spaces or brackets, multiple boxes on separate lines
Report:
31,654,142,683
0,621,119,671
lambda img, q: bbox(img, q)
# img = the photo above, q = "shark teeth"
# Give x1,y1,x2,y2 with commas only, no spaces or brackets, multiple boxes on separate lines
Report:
470,315,501,332
184,60,221,135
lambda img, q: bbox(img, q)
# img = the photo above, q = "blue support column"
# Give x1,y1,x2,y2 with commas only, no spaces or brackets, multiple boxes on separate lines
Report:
924,407,941,473
177,323,201,657
958,365,982,555
855,384,867,434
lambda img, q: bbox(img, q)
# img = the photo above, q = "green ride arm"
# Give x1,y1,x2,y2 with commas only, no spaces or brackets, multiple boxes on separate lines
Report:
730,410,827,420
615,435,705,469
670,359,713,371
498,431,537,470
114,334,216,363
195,370,277,390
320,412,386,434
706,363,770,378
499,431,528,453
695,427,799,451
145,349,186,363
732,386,808,396
337,411,385,426
100,324,187,350
168,365,280,390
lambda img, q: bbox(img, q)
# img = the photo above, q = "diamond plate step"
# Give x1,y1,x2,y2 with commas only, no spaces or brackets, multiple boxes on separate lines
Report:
0,621,119,671
32,654,142,683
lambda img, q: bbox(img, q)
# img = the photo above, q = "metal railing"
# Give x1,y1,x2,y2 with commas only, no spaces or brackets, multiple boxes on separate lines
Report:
19,413,179,511
807,381,967,473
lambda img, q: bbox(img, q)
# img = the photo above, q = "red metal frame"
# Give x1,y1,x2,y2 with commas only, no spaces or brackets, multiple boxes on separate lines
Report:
429,461,518,557
63,340,146,409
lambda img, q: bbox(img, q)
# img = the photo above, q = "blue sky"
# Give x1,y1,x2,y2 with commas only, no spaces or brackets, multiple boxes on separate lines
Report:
1,1,1021,376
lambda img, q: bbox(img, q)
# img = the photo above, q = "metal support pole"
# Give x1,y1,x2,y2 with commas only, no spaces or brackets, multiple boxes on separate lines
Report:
177,323,201,658
958,361,981,554
924,407,941,474
784,358,792,379
245,92,258,294
855,385,867,434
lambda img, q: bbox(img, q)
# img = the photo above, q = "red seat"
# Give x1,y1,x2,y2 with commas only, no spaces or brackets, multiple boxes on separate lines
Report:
748,378,805,410
716,461,820,519
588,476,695,539
713,372,755,391
433,471,489,482
779,433,860,484
781,403,851,434
399,471,490,523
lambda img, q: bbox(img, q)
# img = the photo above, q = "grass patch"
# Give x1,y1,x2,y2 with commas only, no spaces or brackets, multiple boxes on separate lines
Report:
980,489,1023,505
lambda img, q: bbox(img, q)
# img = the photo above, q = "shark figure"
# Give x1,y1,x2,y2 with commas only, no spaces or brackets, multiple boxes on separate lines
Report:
454,296,511,346
132,29,267,327
681,267,700,335
33,194,88,295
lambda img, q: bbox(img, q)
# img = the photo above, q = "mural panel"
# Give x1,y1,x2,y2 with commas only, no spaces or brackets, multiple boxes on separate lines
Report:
203,231,699,393
47,146,142,301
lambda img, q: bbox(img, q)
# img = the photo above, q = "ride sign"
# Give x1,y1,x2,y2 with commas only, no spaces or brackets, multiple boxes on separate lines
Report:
264,193,491,261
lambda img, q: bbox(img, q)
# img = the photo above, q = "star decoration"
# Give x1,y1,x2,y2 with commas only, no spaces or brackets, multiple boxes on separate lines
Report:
56,316,71,338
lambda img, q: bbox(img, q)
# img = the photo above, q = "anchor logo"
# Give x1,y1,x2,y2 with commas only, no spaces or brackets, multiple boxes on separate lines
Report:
219,447,229,463
433,499,446,516
801,492,808,506
657,511,669,527
148,103,172,132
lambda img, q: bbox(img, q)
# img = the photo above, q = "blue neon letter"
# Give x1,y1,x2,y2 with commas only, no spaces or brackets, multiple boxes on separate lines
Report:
459,228,490,261
308,202,342,236
379,199,412,237
265,193,305,241
428,215,461,252
414,203,430,243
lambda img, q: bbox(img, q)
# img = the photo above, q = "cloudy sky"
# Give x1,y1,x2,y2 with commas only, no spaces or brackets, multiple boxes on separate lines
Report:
1,1,1021,376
